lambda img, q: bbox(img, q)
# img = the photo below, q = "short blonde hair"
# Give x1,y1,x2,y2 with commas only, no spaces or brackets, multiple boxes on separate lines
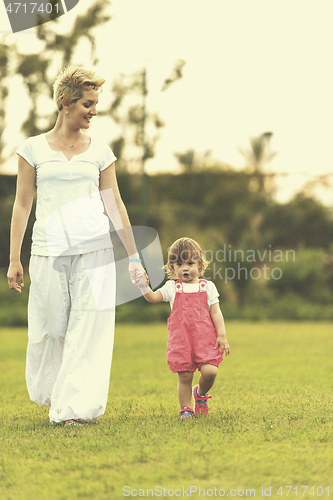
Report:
165,237,210,279
53,65,105,111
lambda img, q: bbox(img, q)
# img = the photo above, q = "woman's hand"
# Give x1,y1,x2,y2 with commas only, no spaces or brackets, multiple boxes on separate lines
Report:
7,261,24,293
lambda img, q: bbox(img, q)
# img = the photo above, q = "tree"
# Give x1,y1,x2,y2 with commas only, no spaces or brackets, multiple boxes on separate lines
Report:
174,149,211,172
36,0,111,67
238,132,277,193
161,59,186,92
0,38,15,167
105,59,186,172
103,69,165,172
103,61,186,225
239,132,277,172
260,193,333,250
16,0,112,139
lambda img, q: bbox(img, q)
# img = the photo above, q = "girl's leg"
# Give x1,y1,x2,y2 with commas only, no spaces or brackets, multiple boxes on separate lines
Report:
177,371,194,408
198,364,218,395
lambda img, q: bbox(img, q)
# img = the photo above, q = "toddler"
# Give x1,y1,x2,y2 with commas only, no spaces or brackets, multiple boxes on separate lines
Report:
139,237,230,419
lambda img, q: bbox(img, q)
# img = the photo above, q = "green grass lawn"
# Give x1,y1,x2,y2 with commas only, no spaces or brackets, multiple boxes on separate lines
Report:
0,322,332,500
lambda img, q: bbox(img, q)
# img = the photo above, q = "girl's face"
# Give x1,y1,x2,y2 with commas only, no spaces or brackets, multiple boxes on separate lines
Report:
172,259,202,283
66,89,99,130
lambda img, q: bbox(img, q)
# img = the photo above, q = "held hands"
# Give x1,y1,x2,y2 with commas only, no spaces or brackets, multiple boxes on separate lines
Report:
137,270,149,290
7,262,24,294
215,335,230,356
128,261,148,286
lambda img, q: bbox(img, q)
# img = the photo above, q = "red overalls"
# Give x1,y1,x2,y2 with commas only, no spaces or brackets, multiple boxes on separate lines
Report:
166,280,223,373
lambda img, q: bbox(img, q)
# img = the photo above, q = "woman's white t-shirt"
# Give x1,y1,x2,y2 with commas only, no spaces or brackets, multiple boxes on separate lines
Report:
158,280,220,310
16,134,117,257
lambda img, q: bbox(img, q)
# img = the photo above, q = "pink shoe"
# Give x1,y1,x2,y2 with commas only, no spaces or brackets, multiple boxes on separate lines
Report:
179,407,194,419
193,384,212,414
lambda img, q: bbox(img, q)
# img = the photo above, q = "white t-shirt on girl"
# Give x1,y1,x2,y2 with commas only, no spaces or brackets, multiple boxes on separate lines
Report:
16,133,117,257
158,280,220,310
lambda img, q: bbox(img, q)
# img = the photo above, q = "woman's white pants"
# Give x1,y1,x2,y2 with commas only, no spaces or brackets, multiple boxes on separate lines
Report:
26,250,116,424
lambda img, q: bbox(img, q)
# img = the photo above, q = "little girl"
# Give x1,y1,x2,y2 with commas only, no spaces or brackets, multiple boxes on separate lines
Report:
138,237,230,419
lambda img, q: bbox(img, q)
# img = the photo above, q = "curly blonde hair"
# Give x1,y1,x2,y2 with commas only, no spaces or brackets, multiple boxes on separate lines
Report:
164,237,210,279
53,65,105,111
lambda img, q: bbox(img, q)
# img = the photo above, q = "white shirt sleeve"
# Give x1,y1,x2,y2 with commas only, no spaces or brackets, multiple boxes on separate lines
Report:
157,280,176,307
206,281,220,306
16,137,36,168
99,143,117,172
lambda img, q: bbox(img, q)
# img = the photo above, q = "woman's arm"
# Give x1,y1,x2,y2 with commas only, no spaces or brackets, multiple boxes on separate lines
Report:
210,303,230,356
7,156,36,293
99,163,144,284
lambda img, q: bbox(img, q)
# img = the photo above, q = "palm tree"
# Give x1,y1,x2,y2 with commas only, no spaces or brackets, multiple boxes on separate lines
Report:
239,132,277,172
238,132,277,193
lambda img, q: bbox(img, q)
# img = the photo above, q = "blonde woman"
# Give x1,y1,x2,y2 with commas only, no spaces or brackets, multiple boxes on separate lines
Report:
139,237,230,419
7,66,145,426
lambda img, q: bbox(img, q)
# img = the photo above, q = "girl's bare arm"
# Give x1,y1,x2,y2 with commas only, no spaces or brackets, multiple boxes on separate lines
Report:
210,302,230,355
138,283,164,303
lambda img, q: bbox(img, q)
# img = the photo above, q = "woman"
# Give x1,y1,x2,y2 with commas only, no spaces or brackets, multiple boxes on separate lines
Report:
7,66,145,426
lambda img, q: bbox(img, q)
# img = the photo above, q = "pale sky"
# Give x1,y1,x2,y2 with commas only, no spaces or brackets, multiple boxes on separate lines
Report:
1,0,332,205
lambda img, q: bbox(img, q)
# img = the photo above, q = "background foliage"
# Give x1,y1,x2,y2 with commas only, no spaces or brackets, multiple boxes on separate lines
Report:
1,168,333,325
0,0,332,324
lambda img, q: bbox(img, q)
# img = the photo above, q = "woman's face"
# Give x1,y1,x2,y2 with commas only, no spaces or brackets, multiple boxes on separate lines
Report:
67,89,99,130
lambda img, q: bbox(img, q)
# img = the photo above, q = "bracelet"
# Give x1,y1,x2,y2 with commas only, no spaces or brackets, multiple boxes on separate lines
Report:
129,258,142,263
